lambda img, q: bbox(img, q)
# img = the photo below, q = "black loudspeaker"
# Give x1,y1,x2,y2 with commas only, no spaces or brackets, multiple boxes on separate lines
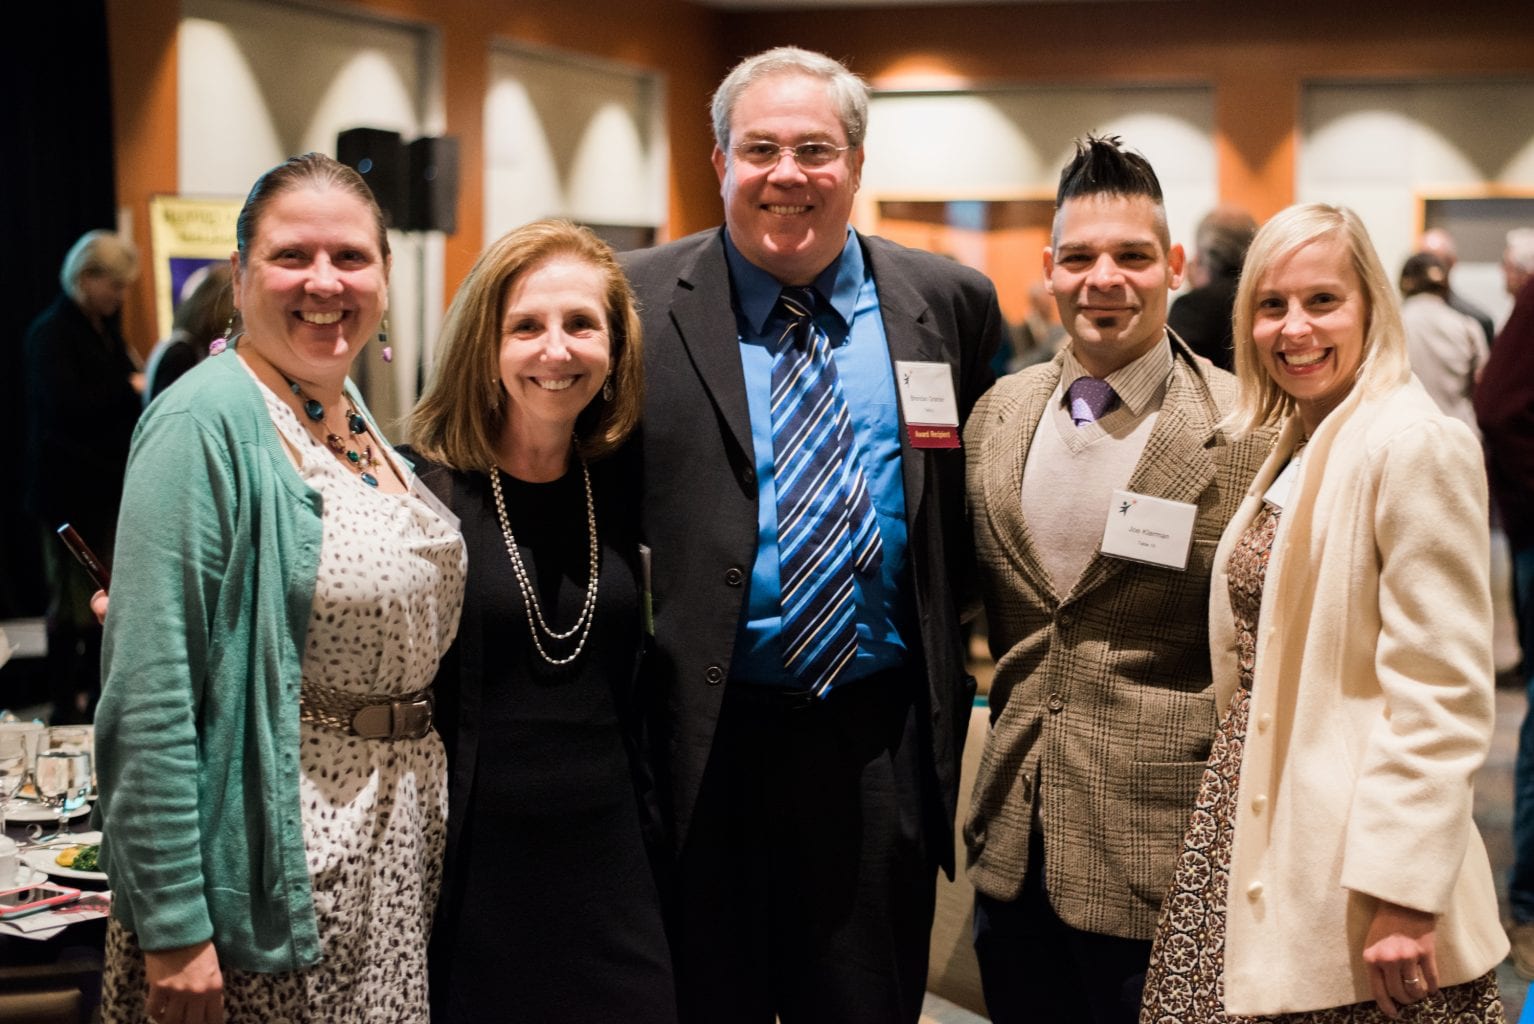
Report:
404,136,459,233
336,127,405,227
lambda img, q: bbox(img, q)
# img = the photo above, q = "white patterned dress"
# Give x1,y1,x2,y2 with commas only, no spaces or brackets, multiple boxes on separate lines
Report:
103,371,466,1024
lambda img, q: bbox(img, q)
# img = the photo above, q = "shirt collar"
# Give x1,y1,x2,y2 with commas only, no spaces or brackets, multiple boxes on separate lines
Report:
723,228,861,335
1059,331,1174,417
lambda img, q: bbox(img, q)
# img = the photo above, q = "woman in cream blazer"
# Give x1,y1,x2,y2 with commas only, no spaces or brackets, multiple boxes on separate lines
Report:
1139,204,1507,1022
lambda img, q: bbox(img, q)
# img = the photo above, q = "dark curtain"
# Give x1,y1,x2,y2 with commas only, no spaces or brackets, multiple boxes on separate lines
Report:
0,0,117,622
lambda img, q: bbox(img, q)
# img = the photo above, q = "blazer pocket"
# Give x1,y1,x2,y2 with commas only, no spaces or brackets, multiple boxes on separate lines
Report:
1122,759,1205,904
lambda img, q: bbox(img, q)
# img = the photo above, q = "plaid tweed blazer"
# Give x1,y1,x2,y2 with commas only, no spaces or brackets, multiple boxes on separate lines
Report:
963,337,1271,940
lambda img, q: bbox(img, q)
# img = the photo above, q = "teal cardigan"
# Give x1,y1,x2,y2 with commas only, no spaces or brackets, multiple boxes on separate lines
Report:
96,349,380,971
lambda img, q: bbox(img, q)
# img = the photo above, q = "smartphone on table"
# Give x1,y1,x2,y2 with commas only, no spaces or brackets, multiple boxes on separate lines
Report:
0,882,82,918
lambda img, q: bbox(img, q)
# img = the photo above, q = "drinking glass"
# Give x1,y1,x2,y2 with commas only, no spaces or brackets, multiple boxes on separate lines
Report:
0,750,25,834
35,750,92,839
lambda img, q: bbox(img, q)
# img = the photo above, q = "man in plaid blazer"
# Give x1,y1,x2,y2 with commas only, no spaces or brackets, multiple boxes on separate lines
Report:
961,136,1271,1024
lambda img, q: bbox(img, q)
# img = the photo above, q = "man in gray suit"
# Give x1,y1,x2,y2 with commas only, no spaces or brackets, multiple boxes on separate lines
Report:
620,46,1005,1024
962,136,1270,1024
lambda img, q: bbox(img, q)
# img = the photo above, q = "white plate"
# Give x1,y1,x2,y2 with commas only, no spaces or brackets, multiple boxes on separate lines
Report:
21,835,106,883
3,802,91,823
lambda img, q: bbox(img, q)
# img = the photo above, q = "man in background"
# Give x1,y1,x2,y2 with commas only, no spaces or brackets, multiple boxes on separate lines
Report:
1166,204,1257,371
1479,226,1534,978
1421,226,1497,347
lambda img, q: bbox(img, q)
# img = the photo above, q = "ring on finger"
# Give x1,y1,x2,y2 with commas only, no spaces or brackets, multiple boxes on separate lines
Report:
1404,973,1422,987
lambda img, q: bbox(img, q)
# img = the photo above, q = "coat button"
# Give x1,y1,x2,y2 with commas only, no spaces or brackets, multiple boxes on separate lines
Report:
742,467,756,486
1258,713,1272,732
1047,693,1065,713
1251,794,1267,814
704,664,724,685
1057,609,1074,628
724,567,745,587
1246,881,1263,900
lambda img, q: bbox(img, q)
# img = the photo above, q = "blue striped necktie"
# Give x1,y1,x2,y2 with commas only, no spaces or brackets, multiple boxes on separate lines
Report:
770,286,883,695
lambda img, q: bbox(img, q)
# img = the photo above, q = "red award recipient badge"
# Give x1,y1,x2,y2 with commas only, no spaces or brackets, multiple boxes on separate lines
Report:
894,360,961,448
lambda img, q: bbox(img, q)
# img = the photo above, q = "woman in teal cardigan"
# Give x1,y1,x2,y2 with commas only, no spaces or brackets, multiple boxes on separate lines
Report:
94,153,465,1024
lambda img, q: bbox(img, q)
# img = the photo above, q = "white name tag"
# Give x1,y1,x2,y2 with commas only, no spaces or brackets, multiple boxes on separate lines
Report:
409,475,460,531
893,360,961,448
1099,489,1198,570
1262,456,1301,510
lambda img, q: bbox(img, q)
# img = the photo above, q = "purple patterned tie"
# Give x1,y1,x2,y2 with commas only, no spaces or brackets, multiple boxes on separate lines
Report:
1067,376,1117,426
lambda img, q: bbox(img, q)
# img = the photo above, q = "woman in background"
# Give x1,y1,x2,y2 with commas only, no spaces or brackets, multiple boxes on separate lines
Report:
144,262,235,405
95,152,464,1024
408,218,675,1023
22,229,142,723
1139,204,1506,1022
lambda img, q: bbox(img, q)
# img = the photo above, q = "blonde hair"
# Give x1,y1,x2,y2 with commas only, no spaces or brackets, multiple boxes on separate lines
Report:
1229,203,1409,435
409,219,643,468
61,230,138,301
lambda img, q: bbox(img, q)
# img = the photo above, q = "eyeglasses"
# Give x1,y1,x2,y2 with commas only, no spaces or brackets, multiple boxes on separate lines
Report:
732,140,852,169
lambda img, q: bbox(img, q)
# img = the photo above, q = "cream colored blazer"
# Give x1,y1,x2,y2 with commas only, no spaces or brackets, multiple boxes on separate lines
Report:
1211,377,1508,1014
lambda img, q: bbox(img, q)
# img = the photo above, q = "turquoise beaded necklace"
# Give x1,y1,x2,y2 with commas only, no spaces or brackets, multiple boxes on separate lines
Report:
281,374,381,487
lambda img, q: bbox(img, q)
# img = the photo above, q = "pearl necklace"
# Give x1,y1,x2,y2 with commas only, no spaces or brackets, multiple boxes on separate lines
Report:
489,460,600,666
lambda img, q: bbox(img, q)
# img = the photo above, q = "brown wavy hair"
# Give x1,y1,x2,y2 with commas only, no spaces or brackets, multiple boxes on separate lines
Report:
408,219,643,468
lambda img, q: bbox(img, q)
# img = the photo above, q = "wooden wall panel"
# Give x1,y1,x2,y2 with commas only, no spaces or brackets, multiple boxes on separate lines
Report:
107,0,1534,351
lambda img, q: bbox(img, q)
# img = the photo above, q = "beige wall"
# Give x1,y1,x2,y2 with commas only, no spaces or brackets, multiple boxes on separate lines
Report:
108,0,1534,356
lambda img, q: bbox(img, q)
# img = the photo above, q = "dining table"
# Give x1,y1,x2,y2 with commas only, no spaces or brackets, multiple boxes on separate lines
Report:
1,797,108,1019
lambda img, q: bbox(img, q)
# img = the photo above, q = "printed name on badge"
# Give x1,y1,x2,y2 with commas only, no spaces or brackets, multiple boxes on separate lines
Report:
1099,489,1198,570
894,360,961,449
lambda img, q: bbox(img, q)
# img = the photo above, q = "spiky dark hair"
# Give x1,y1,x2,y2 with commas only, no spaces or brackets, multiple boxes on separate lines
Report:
1055,134,1164,206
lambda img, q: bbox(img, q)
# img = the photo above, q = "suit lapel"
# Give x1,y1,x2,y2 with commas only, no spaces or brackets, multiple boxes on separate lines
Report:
863,237,947,526
982,363,1067,607
670,232,754,461
1066,349,1221,603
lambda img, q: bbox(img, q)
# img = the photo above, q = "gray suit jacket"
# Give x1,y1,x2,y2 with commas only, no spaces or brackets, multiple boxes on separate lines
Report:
963,337,1271,939
619,227,1006,873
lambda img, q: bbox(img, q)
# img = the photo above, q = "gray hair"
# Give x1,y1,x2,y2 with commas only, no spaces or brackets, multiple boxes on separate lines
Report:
60,229,138,301
1507,228,1534,273
710,46,870,152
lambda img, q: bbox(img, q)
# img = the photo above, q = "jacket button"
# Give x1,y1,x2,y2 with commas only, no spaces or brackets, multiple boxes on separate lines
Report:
1251,794,1267,814
1057,609,1074,627
724,567,745,587
742,467,756,486
704,664,724,685
1258,713,1272,733
1047,693,1065,713
1246,881,1263,900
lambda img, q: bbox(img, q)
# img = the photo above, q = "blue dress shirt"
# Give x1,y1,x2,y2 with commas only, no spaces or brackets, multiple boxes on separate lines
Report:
723,230,910,689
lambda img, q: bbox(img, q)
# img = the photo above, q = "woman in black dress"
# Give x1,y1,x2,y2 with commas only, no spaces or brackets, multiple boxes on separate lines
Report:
408,219,675,1023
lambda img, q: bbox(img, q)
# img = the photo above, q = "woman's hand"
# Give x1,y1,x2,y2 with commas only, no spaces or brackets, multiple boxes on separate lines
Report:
144,940,224,1024
1362,900,1438,1017
90,590,108,626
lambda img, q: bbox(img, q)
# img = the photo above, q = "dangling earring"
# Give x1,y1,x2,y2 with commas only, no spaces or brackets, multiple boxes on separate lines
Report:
379,316,393,363
602,375,614,402
209,311,237,355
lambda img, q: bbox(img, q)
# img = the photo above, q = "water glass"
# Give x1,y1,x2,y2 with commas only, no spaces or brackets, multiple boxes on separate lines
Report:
0,750,24,834
35,750,92,837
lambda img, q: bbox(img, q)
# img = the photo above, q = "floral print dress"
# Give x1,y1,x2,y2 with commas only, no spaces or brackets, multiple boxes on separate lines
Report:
1138,501,1502,1024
